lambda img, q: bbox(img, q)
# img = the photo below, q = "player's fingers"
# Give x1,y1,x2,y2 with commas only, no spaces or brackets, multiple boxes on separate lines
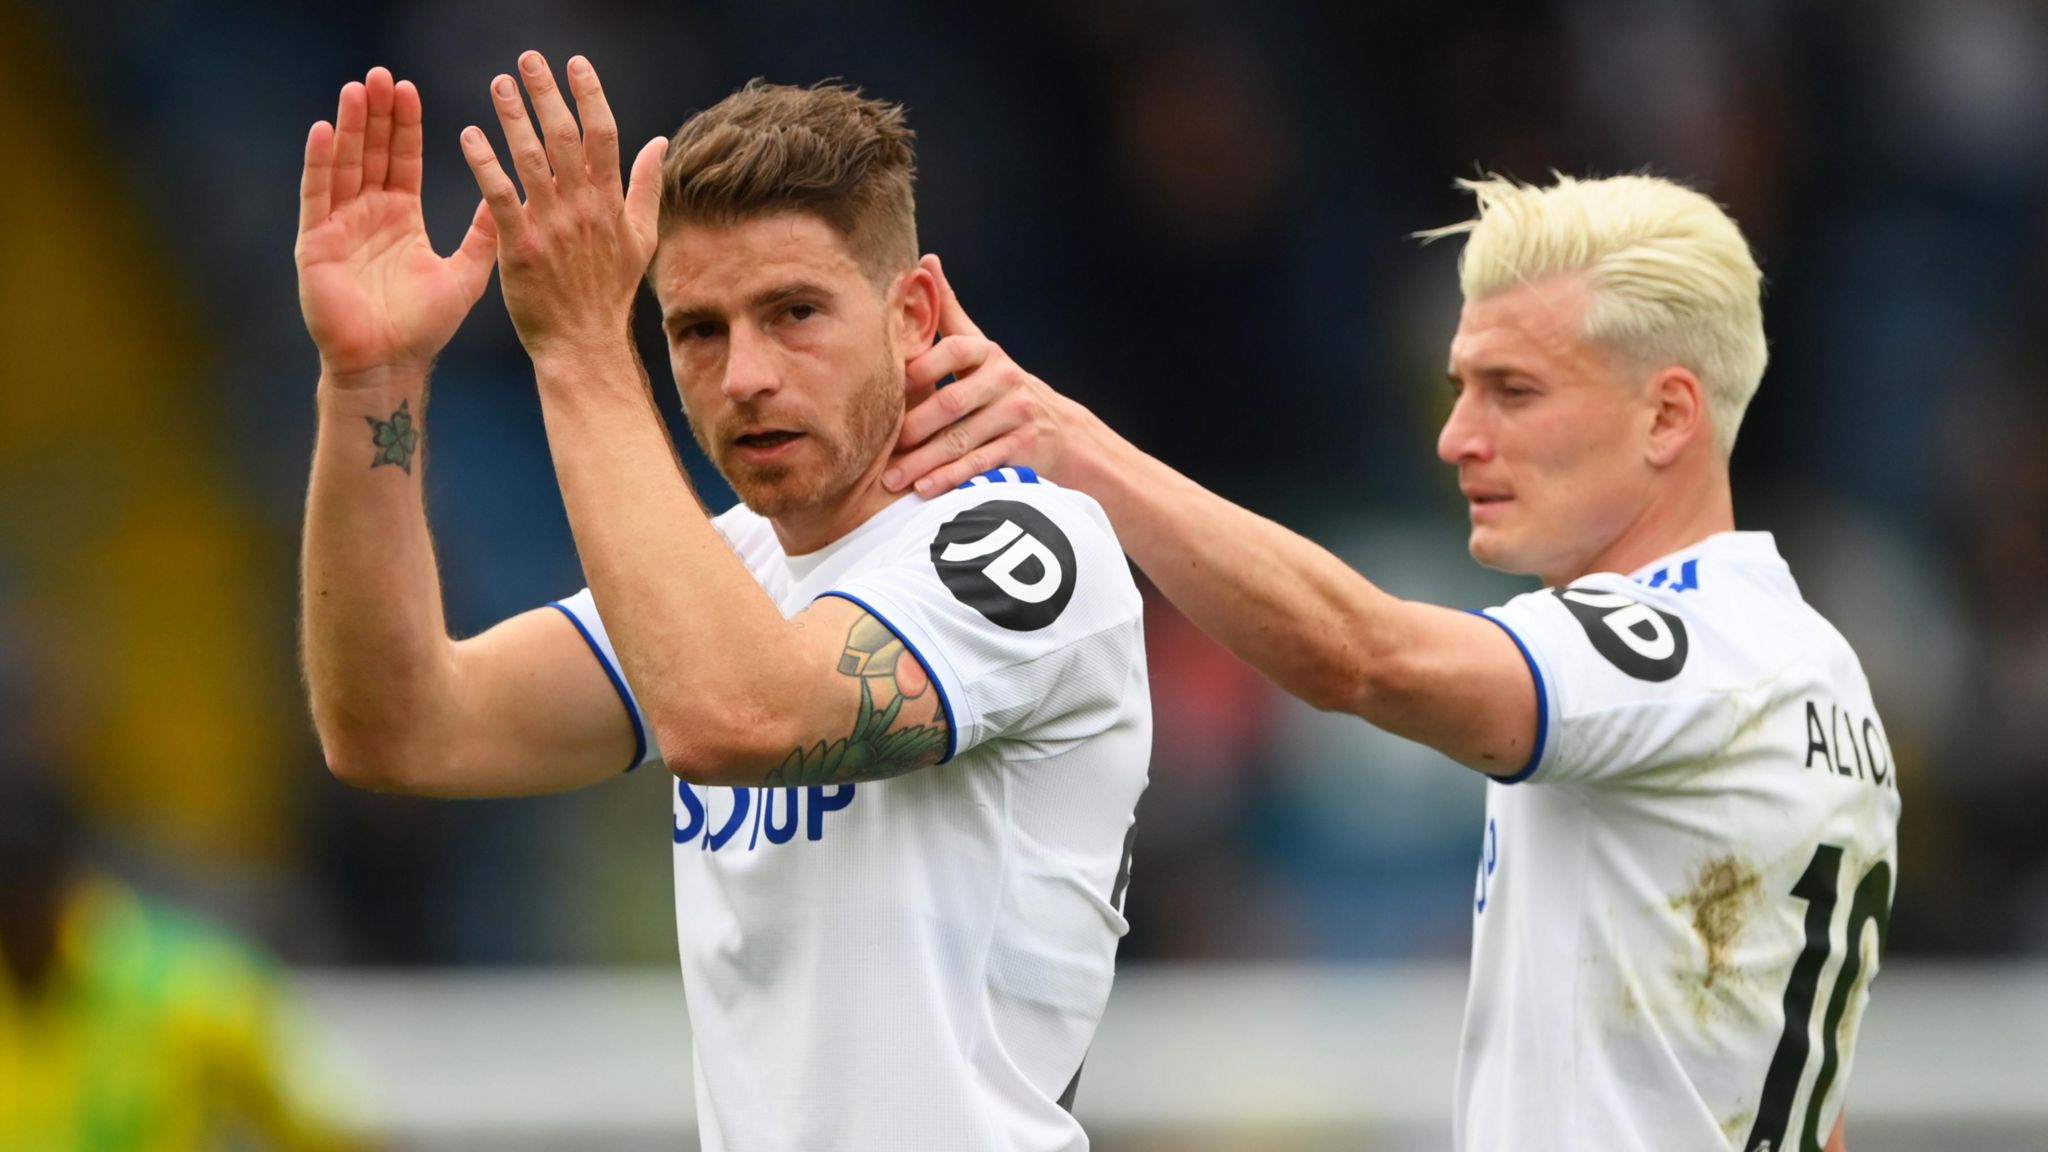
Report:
361,66,396,190
460,125,528,245
567,55,623,197
449,198,501,301
885,404,1028,493
904,334,995,396
623,135,669,249
387,79,426,195
926,254,984,339
488,72,553,208
299,120,335,235
330,81,368,208
897,426,1033,497
517,51,585,193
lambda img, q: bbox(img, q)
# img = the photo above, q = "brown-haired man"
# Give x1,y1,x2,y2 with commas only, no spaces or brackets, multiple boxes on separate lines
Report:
297,56,1150,1150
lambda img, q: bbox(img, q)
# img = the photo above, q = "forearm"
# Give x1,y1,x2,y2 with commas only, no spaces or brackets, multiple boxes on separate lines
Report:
1059,402,1412,715
301,369,459,782
531,347,806,775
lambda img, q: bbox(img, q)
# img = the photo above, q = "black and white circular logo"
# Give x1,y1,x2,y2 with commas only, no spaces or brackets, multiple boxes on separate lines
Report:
1550,587,1689,681
930,500,1077,631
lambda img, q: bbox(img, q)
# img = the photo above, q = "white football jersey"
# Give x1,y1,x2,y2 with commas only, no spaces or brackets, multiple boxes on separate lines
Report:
1458,532,1901,1152
554,470,1150,1152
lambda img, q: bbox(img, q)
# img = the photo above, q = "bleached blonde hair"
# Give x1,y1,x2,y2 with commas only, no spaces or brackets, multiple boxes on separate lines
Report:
1420,173,1768,458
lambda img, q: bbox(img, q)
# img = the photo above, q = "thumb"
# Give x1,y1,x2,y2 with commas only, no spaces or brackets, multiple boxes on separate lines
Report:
624,136,669,246
450,198,500,296
926,254,983,339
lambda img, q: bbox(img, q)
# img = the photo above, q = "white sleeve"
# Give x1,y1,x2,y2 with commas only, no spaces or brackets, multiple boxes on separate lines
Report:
539,509,768,773
550,589,663,772
823,487,1145,761
1480,577,1735,786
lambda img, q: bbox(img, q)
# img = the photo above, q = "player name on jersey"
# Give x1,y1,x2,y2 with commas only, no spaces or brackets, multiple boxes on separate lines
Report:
1803,699,1896,790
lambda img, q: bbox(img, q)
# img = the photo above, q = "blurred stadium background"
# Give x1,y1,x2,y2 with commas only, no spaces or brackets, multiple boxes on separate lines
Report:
2,0,2044,1147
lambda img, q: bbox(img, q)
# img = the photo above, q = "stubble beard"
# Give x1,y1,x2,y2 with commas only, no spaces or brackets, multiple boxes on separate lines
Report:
693,357,904,520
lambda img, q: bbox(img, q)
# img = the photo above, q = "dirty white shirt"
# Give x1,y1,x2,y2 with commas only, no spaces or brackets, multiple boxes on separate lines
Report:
1458,532,1902,1152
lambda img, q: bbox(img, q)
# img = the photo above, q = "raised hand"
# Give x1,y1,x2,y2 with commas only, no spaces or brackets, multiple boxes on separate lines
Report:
458,52,668,365
884,255,1082,495
296,68,499,382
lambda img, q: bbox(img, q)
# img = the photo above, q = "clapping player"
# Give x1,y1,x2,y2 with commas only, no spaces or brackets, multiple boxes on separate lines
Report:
296,58,1149,1150
891,176,1897,1152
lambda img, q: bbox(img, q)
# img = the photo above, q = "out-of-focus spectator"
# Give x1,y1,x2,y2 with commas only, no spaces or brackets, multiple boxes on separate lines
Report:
0,770,379,1151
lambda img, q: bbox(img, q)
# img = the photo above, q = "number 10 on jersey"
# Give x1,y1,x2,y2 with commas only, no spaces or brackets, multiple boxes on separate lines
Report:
1744,844,1892,1152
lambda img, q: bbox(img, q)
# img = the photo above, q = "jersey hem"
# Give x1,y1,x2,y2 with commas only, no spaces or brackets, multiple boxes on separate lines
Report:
812,590,962,764
1471,609,1549,784
548,601,647,773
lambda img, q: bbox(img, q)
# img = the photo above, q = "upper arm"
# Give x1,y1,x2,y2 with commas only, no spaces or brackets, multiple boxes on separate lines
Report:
683,593,951,786
402,605,639,797
1359,600,1542,779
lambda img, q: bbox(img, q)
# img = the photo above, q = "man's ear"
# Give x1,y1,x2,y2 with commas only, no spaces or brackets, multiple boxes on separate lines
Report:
891,262,940,363
1645,365,1709,467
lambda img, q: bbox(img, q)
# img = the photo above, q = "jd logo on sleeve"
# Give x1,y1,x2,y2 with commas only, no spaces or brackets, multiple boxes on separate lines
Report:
1552,587,1689,681
931,500,1077,631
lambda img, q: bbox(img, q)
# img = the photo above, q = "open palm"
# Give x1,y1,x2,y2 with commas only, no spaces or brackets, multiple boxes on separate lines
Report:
297,68,496,380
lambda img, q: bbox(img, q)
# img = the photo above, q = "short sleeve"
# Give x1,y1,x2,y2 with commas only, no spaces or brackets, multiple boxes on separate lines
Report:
542,507,772,774
550,589,662,772
821,486,1145,760
1481,577,1733,786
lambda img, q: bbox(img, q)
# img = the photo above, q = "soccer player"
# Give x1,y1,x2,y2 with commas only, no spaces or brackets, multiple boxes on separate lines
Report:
888,176,1899,1152
295,58,1149,1150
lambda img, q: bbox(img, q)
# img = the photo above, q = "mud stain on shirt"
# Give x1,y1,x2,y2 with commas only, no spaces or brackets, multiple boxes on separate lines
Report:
1672,854,1763,1024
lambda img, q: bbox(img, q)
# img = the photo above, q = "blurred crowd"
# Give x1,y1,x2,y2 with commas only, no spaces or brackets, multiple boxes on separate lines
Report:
2,0,2045,976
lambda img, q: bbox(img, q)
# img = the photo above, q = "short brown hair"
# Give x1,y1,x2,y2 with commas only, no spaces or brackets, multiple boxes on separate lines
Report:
658,80,918,284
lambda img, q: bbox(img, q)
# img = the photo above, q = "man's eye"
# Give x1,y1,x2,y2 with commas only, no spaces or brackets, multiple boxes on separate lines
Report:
679,322,719,342
787,303,817,322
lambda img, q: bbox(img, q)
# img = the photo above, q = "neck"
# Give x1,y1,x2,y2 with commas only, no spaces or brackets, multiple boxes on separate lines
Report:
767,448,904,556
1554,462,1735,585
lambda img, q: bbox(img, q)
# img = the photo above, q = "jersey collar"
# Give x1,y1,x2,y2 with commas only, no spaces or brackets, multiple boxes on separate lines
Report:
780,492,925,584
1624,530,1787,584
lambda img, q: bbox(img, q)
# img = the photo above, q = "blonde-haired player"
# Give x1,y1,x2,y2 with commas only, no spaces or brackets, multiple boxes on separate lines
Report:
890,173,1899,1152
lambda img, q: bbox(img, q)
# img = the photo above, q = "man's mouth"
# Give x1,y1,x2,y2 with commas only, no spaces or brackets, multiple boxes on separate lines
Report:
1462,488,1513,518
731,428,807,463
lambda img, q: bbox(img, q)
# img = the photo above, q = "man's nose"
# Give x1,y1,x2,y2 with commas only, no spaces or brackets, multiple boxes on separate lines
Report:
722,326,779,403
1437,391,1493,465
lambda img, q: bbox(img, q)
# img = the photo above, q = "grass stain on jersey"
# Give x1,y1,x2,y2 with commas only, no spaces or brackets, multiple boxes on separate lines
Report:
1616,978,1641,1025
1672,854,1763,1024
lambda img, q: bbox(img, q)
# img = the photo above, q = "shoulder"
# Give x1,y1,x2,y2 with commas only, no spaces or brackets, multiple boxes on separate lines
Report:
830,475,1139,646
896,470,1131,581
1493,576,1697,686
919,468,1121,543
1490,546,1830,691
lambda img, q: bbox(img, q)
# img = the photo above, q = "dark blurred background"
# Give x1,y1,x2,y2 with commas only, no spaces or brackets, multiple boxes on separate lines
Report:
2,0,2044,980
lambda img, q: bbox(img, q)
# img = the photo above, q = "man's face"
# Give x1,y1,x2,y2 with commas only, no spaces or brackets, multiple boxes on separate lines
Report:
651,213,904,519
1439,275,1656,584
